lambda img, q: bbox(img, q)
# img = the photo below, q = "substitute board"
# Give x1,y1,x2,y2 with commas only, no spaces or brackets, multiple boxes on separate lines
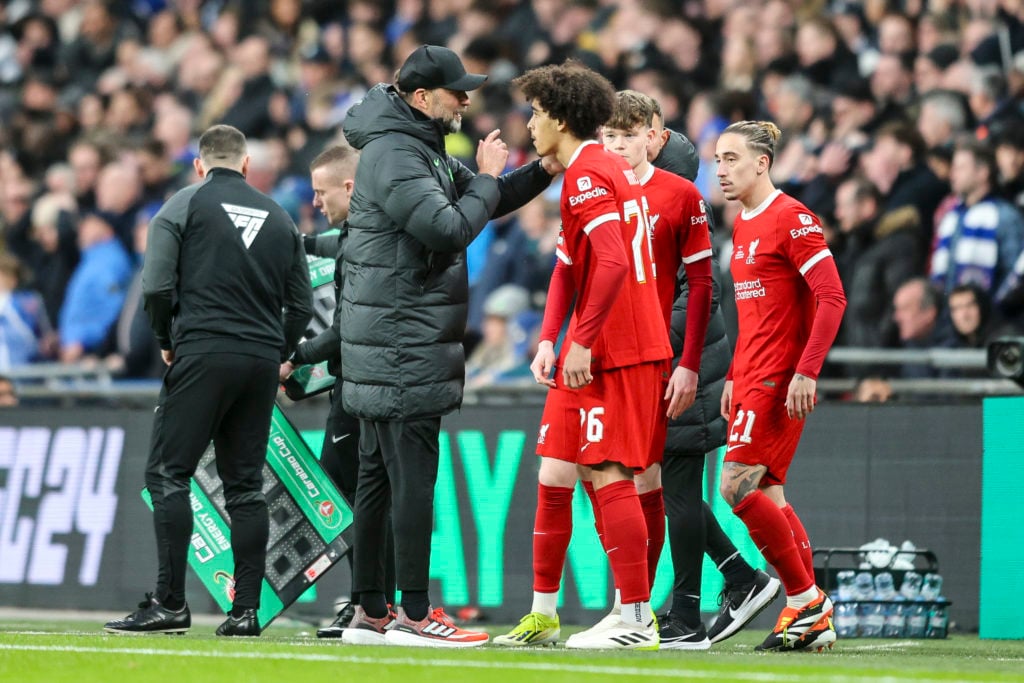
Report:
142,403,352,628
283,232,338,400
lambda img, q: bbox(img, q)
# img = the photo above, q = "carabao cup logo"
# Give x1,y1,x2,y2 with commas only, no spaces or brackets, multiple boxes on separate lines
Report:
318,499,342,529
213,570,236,602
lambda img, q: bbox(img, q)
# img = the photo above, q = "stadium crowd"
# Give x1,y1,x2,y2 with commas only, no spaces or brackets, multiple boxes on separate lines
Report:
3,0,1024,394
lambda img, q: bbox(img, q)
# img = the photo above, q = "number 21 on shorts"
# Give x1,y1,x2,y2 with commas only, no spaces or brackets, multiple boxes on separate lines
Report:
727,409,756,451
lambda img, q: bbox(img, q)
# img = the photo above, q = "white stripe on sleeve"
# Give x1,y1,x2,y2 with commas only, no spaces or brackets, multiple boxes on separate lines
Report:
682,248,713,264
799,248,833,275
583,213,620,235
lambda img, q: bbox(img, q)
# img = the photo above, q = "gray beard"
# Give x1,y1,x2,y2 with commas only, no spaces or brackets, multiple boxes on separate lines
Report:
441,116,461,135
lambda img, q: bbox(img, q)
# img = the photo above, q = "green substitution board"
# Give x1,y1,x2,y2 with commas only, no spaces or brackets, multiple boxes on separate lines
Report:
142,403,353,629
283,233,339,400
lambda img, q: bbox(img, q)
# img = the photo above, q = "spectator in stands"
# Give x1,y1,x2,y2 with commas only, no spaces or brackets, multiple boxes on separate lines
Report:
916,90,971,153
0,374,18,407
876,12,916,57
103,86,154,144
916,15,958,56
10,70,74,177
466,284,533,389
970,67,1022,140
993,122,1024,211
794,16,859,91
61,0,140,92
94,160,144,251
834,175,922,350
914,44,959,96
23,192,78,326
0,12,62,91
870,52,916,121
58,210,132,363
0,253,50,370
930,136,1024,296
891,277,951,378
830,78,882,139
219,35,287,139
152,102,197,171
947,282,1016,352
67,138,107,214
104,205,162,379
136,138,188,205
859,121,948,254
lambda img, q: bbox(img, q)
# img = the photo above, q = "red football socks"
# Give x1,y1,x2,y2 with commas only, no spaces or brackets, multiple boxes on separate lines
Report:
595,480,650,604
733,490,813,595
782,503,815,580
639,488,666,589
532,484,574,593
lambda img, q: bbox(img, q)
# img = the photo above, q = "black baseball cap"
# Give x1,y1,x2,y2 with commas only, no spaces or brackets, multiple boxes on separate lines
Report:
397,45,487,92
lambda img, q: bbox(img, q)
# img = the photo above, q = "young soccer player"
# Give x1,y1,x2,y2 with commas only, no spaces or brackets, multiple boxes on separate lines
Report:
714,120,846,652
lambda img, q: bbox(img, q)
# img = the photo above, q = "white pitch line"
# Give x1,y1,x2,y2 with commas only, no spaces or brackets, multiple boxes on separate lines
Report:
0,643,962,683
841,641,921,651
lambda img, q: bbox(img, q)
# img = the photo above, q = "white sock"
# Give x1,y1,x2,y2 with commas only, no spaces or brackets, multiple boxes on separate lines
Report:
611,588,621,611
786,586,819,610
531,591,558,618
621,600,651,627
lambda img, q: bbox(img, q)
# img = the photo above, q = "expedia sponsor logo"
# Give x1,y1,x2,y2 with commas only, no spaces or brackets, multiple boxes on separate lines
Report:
691,214,707,225
734,278,767,300
790,225,823,238
569,186,609,206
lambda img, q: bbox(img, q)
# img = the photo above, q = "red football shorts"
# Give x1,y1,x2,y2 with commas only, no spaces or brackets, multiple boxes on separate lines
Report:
723,385,806,486
535,361,668,470
535,386,580,460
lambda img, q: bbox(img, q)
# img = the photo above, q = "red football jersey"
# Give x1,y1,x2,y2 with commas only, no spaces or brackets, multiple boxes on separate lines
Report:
556,142,671,371
641,165,714,325
729,190,835,391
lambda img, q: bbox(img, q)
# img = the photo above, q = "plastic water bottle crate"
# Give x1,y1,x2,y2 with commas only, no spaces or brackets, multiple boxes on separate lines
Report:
813,547,951,638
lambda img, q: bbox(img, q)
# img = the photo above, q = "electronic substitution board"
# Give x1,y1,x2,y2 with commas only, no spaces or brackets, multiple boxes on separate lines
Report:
283,231,339,401
142,403,353,628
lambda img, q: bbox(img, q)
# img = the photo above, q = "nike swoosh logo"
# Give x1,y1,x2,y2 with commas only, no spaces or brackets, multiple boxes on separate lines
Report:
433,159,441,166
726,443,746,452
331,433,351,444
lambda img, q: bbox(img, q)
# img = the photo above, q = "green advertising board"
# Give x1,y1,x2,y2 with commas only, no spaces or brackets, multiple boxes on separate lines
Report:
143,404,352,628
980,396,1024,639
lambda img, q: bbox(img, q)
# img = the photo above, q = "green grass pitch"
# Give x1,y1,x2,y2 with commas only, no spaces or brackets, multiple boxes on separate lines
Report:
2,614,1023,683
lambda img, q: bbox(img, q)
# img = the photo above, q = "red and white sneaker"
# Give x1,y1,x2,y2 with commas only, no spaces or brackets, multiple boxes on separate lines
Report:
340,605,396,645
384,606,489,648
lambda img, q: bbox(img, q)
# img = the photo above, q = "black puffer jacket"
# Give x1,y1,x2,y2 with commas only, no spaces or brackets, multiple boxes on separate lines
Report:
663,259,731,456
653,129,731,456
340,84,552,420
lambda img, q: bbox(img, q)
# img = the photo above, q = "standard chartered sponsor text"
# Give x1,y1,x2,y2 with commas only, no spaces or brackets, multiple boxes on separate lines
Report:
734,278,767,300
